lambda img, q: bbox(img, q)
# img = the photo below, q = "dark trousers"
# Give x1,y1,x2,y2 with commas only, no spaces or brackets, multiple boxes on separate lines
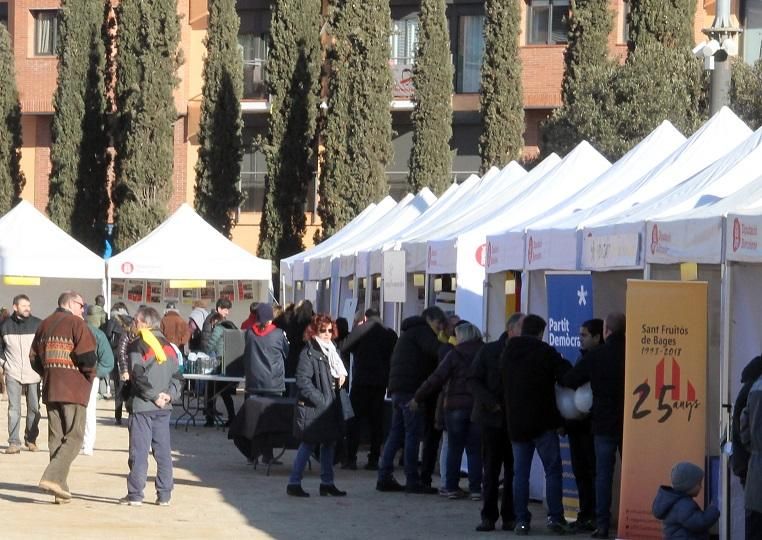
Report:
747,510,762,540
41,403,86,492
420,396,442,487
127,409,173,502
346,384,386,464
567,422,596,522
594,434,622,532
378,393,422,486
481,423,515,524
114,375,126,421
205,383,236,422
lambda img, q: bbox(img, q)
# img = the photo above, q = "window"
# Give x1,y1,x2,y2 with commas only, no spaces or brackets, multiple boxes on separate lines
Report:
457,15,485,93
621,0,631,44
526,0,569,45
33,10,59,55
239,33,268,100
390,17,419,98
239,137,266,213
0,4,8,28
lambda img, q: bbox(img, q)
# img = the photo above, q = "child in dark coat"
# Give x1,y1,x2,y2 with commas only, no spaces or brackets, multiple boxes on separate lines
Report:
652,462,720,540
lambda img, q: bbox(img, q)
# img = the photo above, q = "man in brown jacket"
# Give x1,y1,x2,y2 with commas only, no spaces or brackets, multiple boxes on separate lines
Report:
31,290,98,504
160,302,190,350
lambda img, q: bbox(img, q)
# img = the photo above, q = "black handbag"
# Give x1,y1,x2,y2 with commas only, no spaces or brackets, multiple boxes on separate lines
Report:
338,388,354,422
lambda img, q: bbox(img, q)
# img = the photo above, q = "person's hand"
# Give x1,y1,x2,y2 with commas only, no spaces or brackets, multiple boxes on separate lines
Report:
339,375,346,388
121,372,130,381
154,392,171,408
407,399,418,412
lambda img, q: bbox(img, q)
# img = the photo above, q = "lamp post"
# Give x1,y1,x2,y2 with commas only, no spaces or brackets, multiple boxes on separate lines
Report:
702,0,742,115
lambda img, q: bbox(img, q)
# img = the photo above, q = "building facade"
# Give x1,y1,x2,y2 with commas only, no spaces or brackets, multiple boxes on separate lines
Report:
2,0,757,256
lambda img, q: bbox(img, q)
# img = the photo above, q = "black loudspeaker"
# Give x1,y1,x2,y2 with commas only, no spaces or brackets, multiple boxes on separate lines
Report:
222,329,246,376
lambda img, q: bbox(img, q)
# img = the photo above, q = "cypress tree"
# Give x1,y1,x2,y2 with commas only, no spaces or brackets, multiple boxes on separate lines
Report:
407,0,453,194
731,59,762,130
479,0,524,171
541,0,623,159
317,0,393,240
0,24,24,215
258,0,321,262
619,0,705,137
194,0,244,238
113,0,181,252
47,0,108,252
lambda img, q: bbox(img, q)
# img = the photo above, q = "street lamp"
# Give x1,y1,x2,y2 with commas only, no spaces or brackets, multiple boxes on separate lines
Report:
698,0,742,115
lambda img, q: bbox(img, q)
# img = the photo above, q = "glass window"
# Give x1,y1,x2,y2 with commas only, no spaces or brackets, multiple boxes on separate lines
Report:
457,15,485,93
239,33,268,100
239,137,266,213
390,17,418,99
33,10,59,55
0,4,8,28
621,0,631,44
527,0,569,45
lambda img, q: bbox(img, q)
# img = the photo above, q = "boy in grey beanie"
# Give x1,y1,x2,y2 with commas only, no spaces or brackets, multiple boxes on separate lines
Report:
652,462,719,539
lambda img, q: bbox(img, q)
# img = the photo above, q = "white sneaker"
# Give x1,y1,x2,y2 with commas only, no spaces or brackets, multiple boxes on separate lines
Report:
118,497,142,506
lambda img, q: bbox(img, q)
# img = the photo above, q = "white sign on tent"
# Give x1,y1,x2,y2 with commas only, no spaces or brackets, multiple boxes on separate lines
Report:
382,251,406,303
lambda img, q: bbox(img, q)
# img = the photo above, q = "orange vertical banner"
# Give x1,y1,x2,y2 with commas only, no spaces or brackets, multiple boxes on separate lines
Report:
619,280,707,539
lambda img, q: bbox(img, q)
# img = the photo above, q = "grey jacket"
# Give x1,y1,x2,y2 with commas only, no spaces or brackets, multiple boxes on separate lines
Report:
741,374,762,513
127,330,183,414
652,486,719,539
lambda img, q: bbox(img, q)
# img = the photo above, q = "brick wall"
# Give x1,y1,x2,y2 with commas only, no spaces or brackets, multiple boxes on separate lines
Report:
33,116,52,213
170,118,188,212
13,0,59,114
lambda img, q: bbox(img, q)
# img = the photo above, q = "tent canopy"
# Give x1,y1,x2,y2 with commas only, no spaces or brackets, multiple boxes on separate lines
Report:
107,204,272,280
0,200,104,280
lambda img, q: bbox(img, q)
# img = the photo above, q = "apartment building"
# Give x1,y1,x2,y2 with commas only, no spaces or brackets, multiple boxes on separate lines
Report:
3,0,758,255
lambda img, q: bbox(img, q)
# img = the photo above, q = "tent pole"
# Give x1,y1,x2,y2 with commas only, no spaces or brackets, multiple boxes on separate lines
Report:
424,273,430,309
718,260,732,540
481,277,489,338
643,262,651,280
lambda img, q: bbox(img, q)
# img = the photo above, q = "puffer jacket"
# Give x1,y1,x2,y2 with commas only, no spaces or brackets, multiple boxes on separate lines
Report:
652,486,719,539
387,316,440,395
244,323,288,395
0,313,41,384
414,339,483,411
127,330,183,414
292,340,343,444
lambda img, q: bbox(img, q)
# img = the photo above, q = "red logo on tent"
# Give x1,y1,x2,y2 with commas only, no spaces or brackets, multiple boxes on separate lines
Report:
733,218,742,252
474,244,487,267
632,357,700,423
650,224,659,255
121,262,134,275
527,236,535,264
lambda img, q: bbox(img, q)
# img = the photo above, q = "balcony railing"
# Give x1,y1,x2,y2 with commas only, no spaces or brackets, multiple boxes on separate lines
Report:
243,59,267,100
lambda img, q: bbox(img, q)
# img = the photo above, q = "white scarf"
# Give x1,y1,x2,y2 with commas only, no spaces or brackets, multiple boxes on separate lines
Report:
316,337,348,379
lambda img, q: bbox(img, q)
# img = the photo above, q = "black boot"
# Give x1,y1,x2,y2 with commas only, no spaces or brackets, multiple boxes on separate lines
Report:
286,484,310,497
319,484,347,497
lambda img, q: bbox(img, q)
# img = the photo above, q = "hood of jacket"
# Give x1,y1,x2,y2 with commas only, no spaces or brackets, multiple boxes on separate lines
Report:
401,315,430,333
652,486,686,520
742,355,762,383
454,339,483,359
251,323,278,337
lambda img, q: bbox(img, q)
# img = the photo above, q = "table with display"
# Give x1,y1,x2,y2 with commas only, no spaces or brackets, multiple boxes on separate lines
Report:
175,373,245,431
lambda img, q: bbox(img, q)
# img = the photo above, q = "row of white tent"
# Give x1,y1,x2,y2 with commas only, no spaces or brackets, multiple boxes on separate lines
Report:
0,202,272,318
281,106,762,538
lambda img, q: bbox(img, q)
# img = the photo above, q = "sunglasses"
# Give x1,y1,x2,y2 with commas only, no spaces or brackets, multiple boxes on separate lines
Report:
318,327,333,334
72,299,85,310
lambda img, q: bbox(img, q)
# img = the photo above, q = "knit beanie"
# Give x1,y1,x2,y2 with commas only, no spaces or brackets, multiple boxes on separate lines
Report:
671,462,704,493
254,303,274,323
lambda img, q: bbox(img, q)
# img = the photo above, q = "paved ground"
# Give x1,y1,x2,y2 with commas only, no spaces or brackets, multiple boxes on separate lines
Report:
0,396,593,539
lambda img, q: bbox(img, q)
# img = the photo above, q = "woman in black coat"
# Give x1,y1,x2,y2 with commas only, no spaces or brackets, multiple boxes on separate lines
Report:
287,314,348,497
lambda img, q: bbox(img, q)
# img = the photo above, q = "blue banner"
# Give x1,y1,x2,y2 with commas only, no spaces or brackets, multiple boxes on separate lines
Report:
546,273,594,365
546,272,594,518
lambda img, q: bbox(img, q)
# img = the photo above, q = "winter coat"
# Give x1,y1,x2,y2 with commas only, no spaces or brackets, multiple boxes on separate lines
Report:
387,316,441,395
293,340,343,444
205,320,238,358
652,486,719,539
340,317,398,388
732,355,762,485
244,323,288,395
501,335,571,442
127,330,183,414
741,374,762,513
285,312,312,378
0,313,42,384
86,305,107,328
87,323,115,379
188,307,209,350
161,310,190,347
415,339,483,411
468,332,508,428
561,331,626,438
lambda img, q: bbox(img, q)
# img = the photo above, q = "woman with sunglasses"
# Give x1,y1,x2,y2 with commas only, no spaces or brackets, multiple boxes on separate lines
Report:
287,313,348,497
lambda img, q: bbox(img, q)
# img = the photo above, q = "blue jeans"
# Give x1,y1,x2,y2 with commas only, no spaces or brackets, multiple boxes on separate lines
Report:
444,408,482,493
288,442,336,485
378,393,422,486
127,410,173,502
5,376,40,446
594,434,621,531
512,430,564,524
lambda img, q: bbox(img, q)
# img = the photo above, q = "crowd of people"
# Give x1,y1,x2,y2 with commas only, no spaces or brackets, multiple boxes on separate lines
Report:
0,289,760,539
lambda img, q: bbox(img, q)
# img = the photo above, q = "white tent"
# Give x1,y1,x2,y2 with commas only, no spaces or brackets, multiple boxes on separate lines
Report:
579,107,752,271
0,200,106,314
489,120,686,273
107,204,272,320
